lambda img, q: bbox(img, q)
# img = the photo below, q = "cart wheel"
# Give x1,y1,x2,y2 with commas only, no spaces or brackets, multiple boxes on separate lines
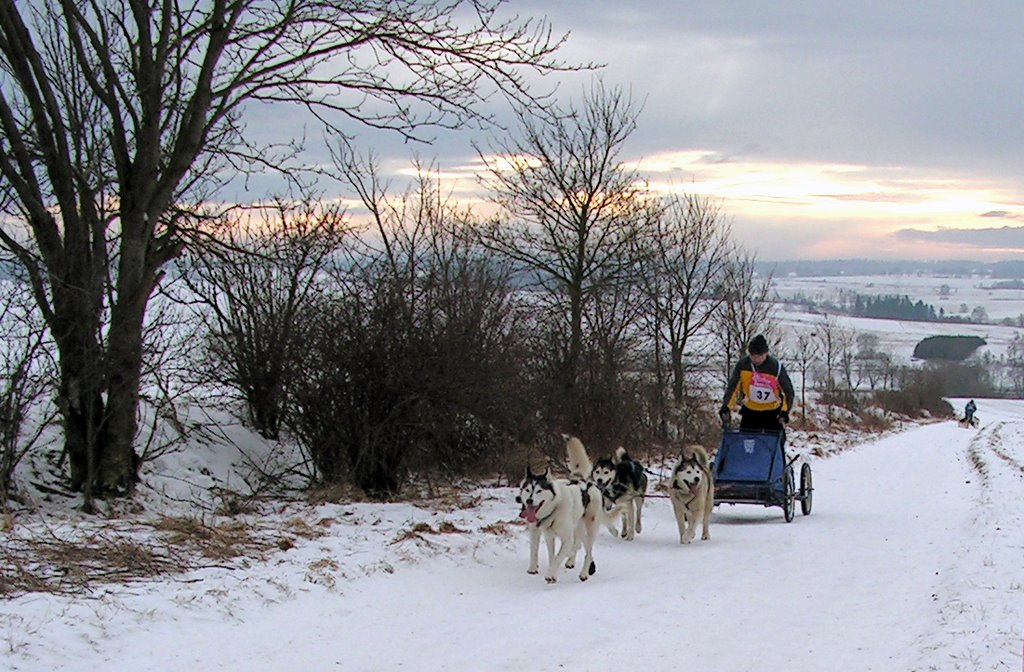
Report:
783,465,795,522
800,462,813,516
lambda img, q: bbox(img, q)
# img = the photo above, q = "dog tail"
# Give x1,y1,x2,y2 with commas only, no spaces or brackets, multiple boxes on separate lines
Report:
613,446,631,464
564,435,592,479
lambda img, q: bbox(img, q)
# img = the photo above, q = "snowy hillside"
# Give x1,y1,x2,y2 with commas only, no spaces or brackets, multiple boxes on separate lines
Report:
2,399,1022,671
772,272,1024,362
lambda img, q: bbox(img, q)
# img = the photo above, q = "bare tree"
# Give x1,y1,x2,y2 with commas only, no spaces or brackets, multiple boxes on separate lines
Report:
855,332,892,391
1008,333,1024,397
639,193,732,433
714,250,776,375
790,328,819,422
577,269,649,450
0,0,571,504
476,83,649,433
837,327,858,391
814,313,854,424
178,198,350,440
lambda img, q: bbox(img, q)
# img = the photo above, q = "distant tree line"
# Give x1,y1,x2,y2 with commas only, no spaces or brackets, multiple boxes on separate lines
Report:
778,289,1002,326
762,259,1024,278
851,294,938,321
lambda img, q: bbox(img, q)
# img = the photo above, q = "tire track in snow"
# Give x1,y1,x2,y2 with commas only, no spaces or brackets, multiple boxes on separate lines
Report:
913,419,1024,671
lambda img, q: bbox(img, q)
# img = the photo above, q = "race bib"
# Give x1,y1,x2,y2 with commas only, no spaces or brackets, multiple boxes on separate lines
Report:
749,371,778,403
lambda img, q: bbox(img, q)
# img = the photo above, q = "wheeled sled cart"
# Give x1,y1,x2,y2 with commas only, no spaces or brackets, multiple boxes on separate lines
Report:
712,428,813,522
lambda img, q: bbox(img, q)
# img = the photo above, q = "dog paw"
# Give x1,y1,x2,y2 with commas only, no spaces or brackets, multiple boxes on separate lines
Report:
565,560,575,569
578,573,588,582
527,568,539,575
545,576,557,584
701,533,710,541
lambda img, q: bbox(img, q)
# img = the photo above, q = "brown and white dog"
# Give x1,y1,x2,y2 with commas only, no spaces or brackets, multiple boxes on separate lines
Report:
668,444,714,544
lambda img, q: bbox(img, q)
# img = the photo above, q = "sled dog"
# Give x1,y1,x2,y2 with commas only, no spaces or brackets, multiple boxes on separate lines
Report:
958,415,979,428
668,444,714,544
564,433,618,537
591,447,647,540
514,436,604,583
563,434,593,481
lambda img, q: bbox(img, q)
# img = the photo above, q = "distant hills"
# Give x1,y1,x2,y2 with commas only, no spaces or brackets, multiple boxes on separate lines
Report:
758,259,1024,278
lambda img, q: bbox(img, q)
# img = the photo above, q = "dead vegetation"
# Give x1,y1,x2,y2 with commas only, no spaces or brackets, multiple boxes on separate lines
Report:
0,514,326,599
390,520,469,545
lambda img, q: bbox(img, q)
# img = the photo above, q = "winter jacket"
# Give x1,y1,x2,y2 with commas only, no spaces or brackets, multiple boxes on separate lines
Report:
722,355,795,414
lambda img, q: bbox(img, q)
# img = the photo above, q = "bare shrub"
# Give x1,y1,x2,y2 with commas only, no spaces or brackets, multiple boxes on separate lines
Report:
872,367,955,418
289,163,531,498
177,198,351,441
0,269,59,506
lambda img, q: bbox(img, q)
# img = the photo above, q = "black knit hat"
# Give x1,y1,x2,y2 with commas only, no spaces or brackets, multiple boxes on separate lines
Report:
748,334,769,355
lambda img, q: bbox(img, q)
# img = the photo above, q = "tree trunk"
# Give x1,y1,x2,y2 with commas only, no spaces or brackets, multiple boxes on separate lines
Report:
52,230,153,499
49,265,107,499
60,364,105,496
100,299,147,495
566,289,584,432
670,343,685,405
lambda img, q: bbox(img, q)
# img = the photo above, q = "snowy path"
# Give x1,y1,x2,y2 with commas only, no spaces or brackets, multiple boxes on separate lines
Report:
3,404,1023,672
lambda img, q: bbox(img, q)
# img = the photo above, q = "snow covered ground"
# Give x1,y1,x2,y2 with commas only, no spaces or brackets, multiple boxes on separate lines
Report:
2,400,1023,671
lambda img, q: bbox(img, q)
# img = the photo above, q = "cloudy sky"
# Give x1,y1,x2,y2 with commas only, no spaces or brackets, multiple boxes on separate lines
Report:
514,1,1024,262
270,2,1024,262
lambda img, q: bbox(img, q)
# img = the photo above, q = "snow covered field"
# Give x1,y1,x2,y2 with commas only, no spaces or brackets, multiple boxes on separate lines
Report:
770,273,1024,363
773,273,1024,323
3,399,1022,672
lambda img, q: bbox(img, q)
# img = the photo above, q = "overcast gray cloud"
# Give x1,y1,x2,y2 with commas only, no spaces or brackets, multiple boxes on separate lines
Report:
893,225,1024,249
240,1,1024,261
522,1,1024,174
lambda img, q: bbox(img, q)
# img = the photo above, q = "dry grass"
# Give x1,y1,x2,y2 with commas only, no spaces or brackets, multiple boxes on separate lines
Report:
0,513,327,599
390,519,469,545
480,520,516,537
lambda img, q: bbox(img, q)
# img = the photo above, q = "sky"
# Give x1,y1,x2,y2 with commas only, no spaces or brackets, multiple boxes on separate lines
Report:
273,1,1024,263
3,398,1022,671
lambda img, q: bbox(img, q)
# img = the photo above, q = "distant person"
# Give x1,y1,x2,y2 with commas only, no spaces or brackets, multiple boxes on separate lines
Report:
964,399,977,425
720,334,796,432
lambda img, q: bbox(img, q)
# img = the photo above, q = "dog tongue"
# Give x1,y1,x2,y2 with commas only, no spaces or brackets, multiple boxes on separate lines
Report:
519,505,539,523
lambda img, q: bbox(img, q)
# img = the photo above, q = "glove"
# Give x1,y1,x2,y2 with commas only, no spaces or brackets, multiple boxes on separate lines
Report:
779,410,790,425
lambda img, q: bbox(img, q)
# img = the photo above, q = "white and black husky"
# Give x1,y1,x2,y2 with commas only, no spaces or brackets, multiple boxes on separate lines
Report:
514,435,605,583
516,465,602,585
591,447,647,540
